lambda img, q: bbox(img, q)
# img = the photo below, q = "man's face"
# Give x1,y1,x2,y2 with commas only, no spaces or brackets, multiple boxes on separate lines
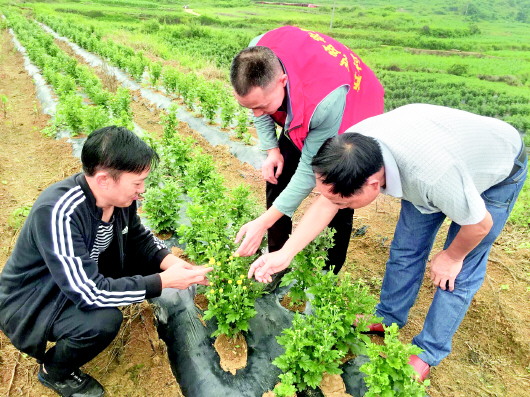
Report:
234,74,287,117
316,177,380,210
106,169,150,208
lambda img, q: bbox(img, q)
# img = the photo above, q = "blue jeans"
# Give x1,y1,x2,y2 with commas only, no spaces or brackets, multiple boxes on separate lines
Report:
375,152,527,366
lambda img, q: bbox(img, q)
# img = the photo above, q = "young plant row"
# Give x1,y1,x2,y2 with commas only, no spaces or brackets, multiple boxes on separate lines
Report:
142,106,264,338
35,13,254,143
272,232,429,396
379,70,530,140
5,11,133,136
141,108,430,395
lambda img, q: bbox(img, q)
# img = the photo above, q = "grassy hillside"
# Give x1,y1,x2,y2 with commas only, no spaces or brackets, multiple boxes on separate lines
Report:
13,0,528,140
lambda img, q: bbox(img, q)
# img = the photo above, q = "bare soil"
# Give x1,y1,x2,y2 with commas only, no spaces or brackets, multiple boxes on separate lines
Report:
214,333,248,375
1,26,529,397
320,373,352,397
280,293,307,313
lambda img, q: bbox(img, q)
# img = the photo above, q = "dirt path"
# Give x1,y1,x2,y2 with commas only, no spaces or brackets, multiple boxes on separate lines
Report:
0,28,80,396
183,8,201,17
1,24,529,397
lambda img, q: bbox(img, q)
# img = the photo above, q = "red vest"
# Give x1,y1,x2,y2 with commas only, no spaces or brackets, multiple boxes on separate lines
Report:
257,26,384,150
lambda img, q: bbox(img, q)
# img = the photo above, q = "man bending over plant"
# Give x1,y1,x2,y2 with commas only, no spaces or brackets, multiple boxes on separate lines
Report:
230,26,384,282
248,104,527,381
0,126,212,397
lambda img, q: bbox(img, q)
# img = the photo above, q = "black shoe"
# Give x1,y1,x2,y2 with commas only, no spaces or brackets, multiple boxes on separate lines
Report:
263,268,291,293
38,365,105,397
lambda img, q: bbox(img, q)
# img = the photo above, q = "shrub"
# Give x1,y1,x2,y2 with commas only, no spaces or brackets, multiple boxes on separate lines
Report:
447,63,469,76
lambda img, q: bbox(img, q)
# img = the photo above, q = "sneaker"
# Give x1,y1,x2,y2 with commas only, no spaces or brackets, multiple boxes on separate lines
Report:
408,354,430,382
38,365,105,397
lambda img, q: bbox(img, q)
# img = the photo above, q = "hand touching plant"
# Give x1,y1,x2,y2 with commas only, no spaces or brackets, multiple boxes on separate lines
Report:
202,251,263,337
280,228,335,306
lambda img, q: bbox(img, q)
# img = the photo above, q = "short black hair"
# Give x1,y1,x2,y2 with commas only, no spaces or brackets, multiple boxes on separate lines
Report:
81,126,159,179
311,133,384,197
230,46,282,96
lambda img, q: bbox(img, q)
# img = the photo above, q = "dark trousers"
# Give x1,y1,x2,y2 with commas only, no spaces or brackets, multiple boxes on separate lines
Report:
41,300,123,379
266,133,354,274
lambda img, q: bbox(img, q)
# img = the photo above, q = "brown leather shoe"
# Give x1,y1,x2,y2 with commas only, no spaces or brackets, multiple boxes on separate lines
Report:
408,354,430,382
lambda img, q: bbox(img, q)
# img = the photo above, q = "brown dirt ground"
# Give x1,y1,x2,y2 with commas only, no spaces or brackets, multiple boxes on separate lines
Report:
1,26,530,397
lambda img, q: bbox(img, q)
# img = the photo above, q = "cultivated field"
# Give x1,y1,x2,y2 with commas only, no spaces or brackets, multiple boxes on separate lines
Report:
0,1,529,396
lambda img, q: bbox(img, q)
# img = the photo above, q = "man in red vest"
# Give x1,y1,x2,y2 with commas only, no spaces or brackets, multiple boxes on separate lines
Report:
230,26,384,281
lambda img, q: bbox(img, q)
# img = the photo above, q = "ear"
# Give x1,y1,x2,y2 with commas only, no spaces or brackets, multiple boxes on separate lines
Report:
94,171,112,190
365,175,381,193
279,73,288,87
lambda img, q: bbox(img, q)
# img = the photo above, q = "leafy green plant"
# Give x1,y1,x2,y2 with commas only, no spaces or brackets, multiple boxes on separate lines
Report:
272,272,380,396
220,95,237,129
203,251,262,338
447,63,469,76
160,104,180,142
197,81,219,123
142,177,183,233
161,67,179,95
280,228,335,306
360,324,429,397
309,272,380,356
8,205,32,230
128,53,147,81
55,74,77,98
55,94,85,136
82,105,111,135
181,151,218,189
142,19,160,34
178,183,258,264
178,73,198,111
235,109,250,140
109,87,132,120
149,62,163,86
273,313,345,395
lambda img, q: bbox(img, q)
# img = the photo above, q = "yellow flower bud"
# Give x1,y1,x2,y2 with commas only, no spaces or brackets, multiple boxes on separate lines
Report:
239,275,245,279
209,289,215,294
209,257,215,265
237,279,243,285
229,256,233,261
228,279,233,284
216,261,222,266
242,286,247,290
219,288,224,293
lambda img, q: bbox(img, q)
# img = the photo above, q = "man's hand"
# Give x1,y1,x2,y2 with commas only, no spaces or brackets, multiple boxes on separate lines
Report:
248,250,294,283
429,250,463,292
262,148,284,184
429,212,492,292
234,218,268,257
234,207,284,257
160,261,213,290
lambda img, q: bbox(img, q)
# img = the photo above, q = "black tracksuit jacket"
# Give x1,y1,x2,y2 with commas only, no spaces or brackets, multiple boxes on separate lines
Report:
0,173,169,360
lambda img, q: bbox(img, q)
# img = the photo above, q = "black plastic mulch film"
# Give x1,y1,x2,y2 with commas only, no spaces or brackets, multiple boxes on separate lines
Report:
152,283,369,397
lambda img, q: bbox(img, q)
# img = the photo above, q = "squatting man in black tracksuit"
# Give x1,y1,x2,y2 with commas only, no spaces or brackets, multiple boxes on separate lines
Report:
0,126,213,397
